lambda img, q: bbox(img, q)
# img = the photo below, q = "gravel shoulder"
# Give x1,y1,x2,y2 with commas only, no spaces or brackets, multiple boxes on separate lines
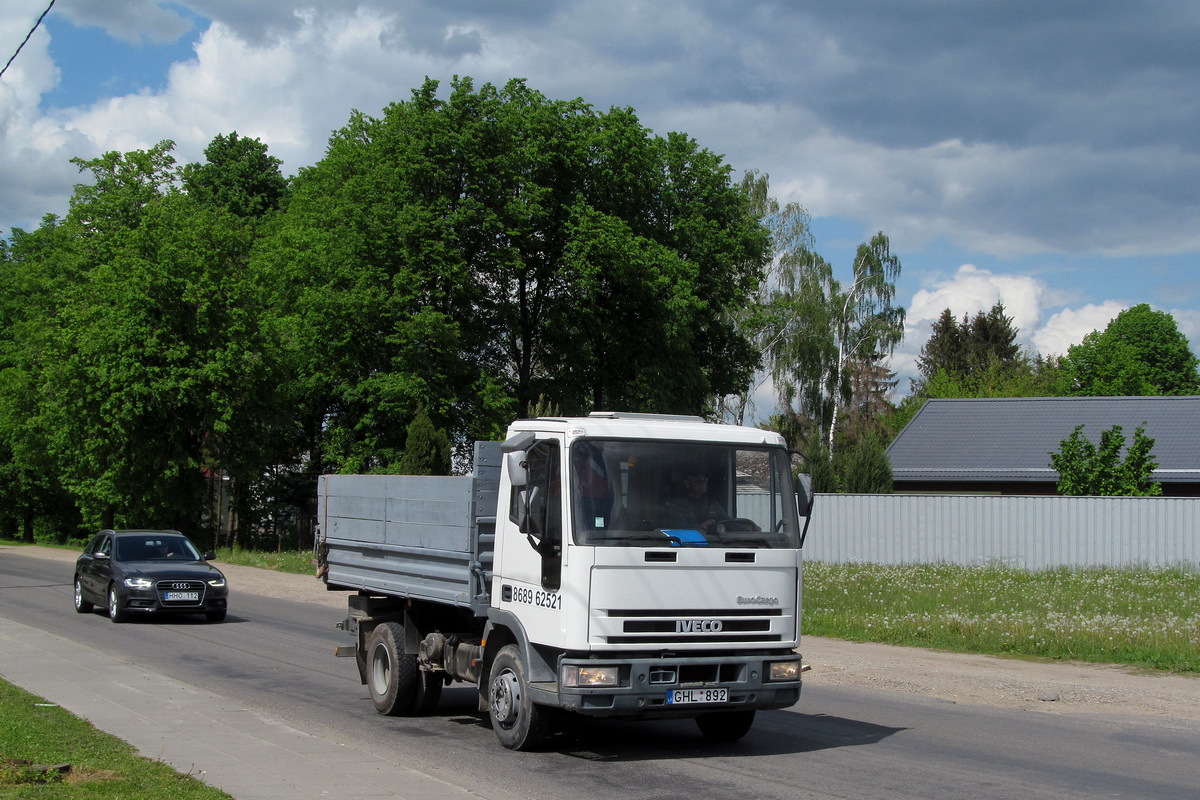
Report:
14,544,1200,722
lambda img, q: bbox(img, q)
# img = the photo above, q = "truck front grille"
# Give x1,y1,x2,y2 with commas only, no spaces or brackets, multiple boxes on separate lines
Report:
600,607,785,645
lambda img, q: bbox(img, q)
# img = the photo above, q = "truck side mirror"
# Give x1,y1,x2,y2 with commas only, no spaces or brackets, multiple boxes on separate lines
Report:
795,472,814,518
795,472,815,550
506,451,528,487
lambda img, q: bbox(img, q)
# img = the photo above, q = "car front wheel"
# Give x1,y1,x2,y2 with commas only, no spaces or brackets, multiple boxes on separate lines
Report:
108,585,127,623
74,577,93,613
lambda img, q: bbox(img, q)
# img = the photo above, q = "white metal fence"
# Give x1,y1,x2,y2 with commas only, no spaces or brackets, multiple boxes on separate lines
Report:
802,494,1200,568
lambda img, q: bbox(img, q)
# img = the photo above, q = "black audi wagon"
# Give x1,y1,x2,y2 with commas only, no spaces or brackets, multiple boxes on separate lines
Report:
74,530,229,623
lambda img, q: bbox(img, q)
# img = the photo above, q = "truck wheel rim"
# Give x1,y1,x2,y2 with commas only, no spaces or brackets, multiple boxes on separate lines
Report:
369,644,391,696
491,670,520,726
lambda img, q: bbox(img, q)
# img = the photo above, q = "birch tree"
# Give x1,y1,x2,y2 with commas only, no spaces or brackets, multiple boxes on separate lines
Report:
826,233,905,458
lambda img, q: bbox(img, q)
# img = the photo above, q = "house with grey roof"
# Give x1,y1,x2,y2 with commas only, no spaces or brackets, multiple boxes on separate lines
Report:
886,396,1200,496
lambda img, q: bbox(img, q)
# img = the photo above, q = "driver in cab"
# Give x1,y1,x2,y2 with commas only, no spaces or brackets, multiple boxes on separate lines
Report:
663,472,726,534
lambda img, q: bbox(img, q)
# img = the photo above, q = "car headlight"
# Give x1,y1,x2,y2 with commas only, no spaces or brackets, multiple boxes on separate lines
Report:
562,664,620,688
123,577,153,589
767,659,802,682
207,577,226,588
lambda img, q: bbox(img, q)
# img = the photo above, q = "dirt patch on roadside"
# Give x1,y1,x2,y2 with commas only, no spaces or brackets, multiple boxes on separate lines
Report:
15,544,1200,722
803,635,1200,721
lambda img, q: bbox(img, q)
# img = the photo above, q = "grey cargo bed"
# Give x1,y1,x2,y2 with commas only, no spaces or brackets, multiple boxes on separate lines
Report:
318,442,501,616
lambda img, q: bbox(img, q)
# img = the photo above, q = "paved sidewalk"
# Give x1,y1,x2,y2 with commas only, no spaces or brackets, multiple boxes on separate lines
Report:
0,616,483,800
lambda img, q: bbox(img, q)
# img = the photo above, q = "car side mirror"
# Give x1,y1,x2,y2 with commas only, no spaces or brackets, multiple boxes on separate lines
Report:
94,551,110,560
203,551,217,561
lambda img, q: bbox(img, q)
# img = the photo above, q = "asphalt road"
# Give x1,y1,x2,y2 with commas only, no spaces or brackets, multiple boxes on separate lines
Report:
2,548,1198,800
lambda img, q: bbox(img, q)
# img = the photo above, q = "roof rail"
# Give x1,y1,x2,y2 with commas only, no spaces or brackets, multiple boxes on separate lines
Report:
588,411,707,423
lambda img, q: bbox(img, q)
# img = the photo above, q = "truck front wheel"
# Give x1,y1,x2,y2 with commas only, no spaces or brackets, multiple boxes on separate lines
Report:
488,644,550,750
366,622,418,715
695,709,756,742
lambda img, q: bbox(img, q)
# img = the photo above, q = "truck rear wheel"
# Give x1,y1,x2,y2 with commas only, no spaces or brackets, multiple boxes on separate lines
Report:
488,644,550,751
366,622,418,716
695,709,756,742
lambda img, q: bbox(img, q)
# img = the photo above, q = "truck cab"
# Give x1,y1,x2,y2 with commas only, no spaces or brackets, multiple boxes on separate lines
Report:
485,413,808,747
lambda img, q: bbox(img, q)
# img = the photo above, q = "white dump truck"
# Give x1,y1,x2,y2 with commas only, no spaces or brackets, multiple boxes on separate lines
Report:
316,412,813,750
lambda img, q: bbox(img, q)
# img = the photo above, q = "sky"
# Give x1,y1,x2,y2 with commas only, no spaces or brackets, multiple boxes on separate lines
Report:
3,0,1199,411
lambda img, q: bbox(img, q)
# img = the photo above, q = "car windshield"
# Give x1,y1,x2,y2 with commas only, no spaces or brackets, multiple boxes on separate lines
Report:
569,439,801,549
115,535,200,562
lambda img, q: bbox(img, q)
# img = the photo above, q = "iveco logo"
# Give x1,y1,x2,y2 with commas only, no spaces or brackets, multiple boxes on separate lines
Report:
737,595,780,606
676,619,723,633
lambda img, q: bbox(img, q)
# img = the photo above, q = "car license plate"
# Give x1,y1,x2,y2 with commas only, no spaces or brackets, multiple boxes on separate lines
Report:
667,688,728,705
164,591,199,601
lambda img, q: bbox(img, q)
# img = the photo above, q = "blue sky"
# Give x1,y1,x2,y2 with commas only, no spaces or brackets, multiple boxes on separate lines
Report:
39,9,203,109
3,1,1199,410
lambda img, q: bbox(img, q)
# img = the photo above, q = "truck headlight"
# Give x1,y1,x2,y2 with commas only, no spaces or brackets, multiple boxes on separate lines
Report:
767,659,802,682
123,577,153,589
562,664,620,688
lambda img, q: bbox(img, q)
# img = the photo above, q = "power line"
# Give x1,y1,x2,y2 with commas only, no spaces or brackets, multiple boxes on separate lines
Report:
1,0,57,81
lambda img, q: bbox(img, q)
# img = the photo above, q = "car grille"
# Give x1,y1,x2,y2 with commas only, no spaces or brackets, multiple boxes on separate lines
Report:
155,580,207,607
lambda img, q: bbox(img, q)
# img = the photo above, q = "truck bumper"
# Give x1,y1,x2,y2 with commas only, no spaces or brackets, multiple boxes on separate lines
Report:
547,652,802,719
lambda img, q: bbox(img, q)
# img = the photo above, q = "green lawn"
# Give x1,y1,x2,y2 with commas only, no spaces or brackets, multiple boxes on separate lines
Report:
803,561,1200,672
0,679,232,799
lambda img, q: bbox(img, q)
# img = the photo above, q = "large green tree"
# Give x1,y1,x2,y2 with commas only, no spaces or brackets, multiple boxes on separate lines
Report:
0,217,82,540
1,82,770,536
261,76,767,472
1058,304,1200,396
35,141,283,533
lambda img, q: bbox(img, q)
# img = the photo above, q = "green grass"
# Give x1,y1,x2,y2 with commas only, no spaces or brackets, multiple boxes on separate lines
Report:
213,546,312,574
0,679,232,799
804,561,1200,673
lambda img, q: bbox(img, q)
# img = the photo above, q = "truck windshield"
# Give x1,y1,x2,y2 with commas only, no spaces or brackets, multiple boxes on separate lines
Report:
569,439,800,549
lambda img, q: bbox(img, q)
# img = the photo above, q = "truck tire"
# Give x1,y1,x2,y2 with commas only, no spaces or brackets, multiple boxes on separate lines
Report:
695,709,756,742
488,644,550,750
366,622,418,715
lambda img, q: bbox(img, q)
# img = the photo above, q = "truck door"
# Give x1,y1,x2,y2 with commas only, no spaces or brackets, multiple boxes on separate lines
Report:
507,438,562,591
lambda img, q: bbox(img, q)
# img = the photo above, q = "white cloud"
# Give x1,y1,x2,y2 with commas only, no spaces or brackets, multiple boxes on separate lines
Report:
1031,302,1125,357
888,265,1128,396
907,264,1046,341
1167,307,1200,357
